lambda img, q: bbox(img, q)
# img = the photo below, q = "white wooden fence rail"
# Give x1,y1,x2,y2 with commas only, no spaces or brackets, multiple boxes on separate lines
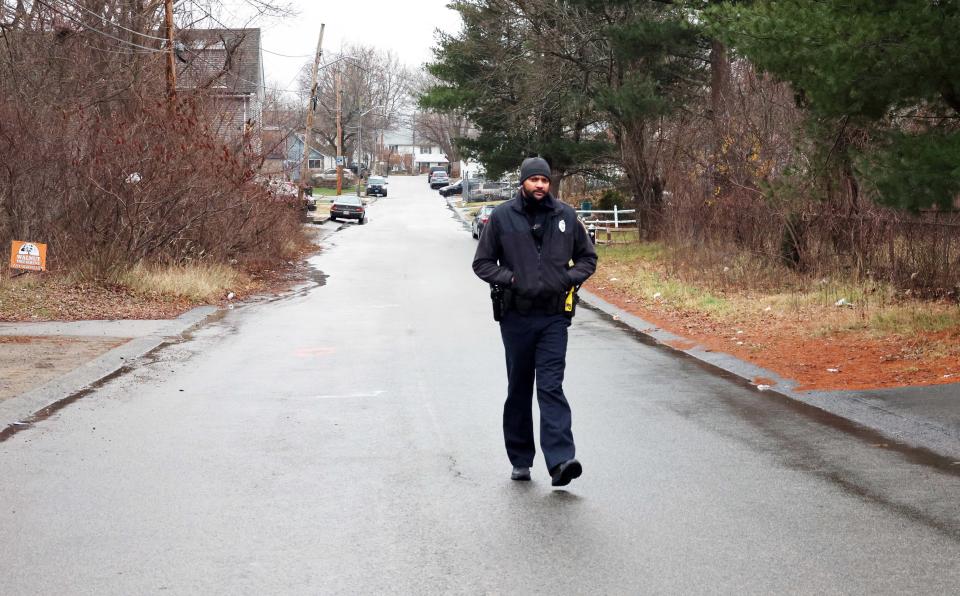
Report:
575,206,637,227
575,206,638,243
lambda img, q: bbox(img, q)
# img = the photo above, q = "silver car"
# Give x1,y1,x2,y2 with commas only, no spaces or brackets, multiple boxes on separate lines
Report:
430,171,451,189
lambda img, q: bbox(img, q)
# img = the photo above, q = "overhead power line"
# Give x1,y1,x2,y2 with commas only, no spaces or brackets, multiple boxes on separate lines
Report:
179,46,303,94
36,0,165,52
261,47,313,58
33,0,318,60
184,1,320,60
57,0,169,41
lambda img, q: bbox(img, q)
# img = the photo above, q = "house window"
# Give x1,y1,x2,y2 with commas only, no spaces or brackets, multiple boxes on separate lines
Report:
389,145,399,152
419,146,431,154
308,159,323,169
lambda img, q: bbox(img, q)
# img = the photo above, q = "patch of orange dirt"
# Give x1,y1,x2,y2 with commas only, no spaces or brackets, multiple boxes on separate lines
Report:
586,282,960,392
752,377,778,387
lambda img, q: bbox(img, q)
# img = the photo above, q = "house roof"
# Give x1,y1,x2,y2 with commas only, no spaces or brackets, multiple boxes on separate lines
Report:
292,133,335,159
414,153,449,163
177,28,262,94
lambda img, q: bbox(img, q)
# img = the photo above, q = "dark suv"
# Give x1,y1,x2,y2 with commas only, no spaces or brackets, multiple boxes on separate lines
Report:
365,176,388,197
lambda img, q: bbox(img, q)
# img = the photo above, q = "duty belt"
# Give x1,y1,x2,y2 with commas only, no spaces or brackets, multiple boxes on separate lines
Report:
503,290,565,315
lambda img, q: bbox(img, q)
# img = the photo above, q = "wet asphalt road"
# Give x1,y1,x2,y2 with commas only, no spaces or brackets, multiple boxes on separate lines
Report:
3,176,960,594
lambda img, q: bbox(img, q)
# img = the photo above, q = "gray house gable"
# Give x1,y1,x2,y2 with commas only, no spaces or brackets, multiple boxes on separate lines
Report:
177,28,263,94
287,134,336,182
177,28,264,153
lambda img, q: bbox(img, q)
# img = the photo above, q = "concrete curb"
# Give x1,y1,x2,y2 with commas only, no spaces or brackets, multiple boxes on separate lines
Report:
578,289,960,461
446,197,472,225
0,305,219,431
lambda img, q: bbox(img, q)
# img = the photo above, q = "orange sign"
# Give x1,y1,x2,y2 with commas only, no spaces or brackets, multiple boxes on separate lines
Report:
9,241,47,272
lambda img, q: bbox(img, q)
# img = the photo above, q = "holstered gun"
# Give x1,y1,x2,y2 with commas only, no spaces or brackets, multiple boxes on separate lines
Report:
490,284,504,321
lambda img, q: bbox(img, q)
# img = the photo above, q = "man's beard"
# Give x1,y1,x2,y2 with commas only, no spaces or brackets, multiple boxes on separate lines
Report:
525,187,547,199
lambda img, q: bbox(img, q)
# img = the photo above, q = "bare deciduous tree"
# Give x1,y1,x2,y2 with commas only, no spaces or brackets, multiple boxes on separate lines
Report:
408,71,470,166
0,0,303,277
300,44,412,164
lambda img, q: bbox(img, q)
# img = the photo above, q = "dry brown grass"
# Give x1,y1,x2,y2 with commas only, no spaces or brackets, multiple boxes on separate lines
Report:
118,263,246,302
0,271,195,321
590,242,960,390
594,243,960,338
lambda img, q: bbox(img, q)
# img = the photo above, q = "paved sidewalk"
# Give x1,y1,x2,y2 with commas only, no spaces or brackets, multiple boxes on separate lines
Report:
0,306,217,432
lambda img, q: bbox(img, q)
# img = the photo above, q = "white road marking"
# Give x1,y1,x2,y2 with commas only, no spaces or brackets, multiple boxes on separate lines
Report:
305,390,387,400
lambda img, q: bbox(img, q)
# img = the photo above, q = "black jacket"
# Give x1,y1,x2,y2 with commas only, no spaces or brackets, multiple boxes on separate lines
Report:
472,191,597,298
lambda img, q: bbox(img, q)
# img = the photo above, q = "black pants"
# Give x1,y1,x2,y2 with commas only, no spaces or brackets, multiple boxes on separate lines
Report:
499,309,575,471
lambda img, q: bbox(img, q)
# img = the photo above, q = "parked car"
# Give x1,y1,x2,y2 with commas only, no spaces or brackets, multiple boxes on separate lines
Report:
466,180,513,202
430,171,451,189
319,168,356,182
471,204,496,239
348,163,370,178
365,176,388,197
427,166,447,184
438,179,462,197
329,195,366,224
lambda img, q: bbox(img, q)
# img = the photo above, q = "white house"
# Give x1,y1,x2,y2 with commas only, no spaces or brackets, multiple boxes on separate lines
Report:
381,127,446,174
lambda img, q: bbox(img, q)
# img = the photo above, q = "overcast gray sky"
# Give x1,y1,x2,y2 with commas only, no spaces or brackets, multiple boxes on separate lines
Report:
217,0,463,94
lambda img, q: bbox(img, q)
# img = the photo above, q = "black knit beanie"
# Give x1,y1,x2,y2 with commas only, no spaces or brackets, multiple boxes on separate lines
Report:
519,157,551,184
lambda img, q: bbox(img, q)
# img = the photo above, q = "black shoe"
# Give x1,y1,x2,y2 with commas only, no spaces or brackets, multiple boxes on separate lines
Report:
511,466,531,481
550,459,582,487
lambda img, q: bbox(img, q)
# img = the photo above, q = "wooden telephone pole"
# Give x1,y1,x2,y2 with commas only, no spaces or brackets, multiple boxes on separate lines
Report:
298,25,325,205
164,0,176,101
335,68,343,195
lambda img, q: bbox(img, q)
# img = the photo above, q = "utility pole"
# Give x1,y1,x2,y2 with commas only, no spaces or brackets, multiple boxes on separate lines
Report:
411,111,416,175
356,110,363,197
355,105,384,196
164,0,176,101
335,68,343,195
379,130,384,176
297,25,325,205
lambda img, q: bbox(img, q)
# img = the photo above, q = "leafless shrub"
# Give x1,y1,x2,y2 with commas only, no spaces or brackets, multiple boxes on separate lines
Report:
0,7,301,279
652,61,960,297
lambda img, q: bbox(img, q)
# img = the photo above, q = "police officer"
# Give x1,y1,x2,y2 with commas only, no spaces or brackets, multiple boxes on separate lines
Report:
472,157,597,486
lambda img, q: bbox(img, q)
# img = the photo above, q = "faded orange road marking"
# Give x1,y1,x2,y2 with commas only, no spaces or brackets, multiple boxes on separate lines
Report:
292,347,336,358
